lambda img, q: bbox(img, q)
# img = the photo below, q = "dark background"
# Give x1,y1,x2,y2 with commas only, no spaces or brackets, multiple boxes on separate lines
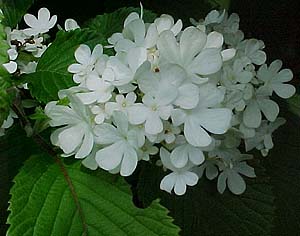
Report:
28,0,300,86
1,0,300,235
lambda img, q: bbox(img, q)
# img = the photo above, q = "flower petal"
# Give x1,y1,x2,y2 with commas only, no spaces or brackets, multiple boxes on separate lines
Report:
174,175,187,195
272,83,295,99
182,171,199,186
189,48,222,75
75,131,94,159
120,147,138,176
184,118,212,147
75,44,91,64
258,98,279,122
243,101,261,128
160,173,176,193
145,113,163,135
180,27,207,64
95,141,124,171
157,30,179,64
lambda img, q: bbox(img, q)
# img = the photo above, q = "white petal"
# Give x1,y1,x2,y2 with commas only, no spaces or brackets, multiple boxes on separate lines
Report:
160,63,186,86
187,145,205,165
217,172,227,194
127,47,147,72
174,175,187,195
76,92,98,105
243,101,261,128
123,19,145,45
47,15,57,31
127,104,149,124
58,125,84,154
144,24,158,48
171,109,186,126
175,84,199,109
160,173,176,193
65,18,80,31
68,63,83,73
95,142,124,171
75,131,94,159
189,48,222,75
157,30,179,64
171,19,183,35
94,124,122,144
120,147,138,176
2,61,17,73
124,12,140,27
182,171,199,186
184,118,212,147
205,31,223,49
75,44,91,64
180,27,207,64
145,113,163,135
160,147,175,171
38,8,51,24
277,69,293,82
170,146,189,168
24,13,39,28
258,99,279,122
227,170,246,195
91,44,103,63
272,83,295,99
113,111,128,135
196,108,232,134
221,48,236,61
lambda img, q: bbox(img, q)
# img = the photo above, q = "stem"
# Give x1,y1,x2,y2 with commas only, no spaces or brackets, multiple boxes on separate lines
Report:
11,99,88,236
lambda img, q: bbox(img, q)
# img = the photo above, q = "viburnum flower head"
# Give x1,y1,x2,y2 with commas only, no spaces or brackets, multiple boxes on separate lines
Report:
41,7,296,197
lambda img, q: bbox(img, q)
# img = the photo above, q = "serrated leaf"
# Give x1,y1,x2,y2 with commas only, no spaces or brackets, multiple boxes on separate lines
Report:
85,7,157,39
7,154,180,236
0,125,41,235
25,29,105,103
0,0,35,28
136,162,274,236
263,105,300,235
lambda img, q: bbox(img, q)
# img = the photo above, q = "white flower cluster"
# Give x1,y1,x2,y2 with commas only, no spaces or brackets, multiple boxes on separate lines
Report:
1,8,79,135
43,8,295,195
2,7,79,76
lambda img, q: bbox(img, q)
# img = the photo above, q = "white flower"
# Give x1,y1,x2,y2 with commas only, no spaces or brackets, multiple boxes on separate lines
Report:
128,94,173,135
75,72,114,105
68,44,108,85
237,39,266,65
23,8,57,36
157,27,223,83
137,62,200,109
170,143,205,168
159,148,199,195
217,158,256,195
171,84,232,147
257,60,295,99
245,118,286,156
64,19,80,31
243,88,279,128
194,158,220,180
95,111,144,176
153,14,183,35
105,92,137,115
45,95,94,159
137,140,158,161
90,104,110,124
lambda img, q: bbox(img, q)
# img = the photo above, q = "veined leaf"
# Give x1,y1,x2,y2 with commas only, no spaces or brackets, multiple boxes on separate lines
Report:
0,0,35,28
7,154,180,236
0,125,41,235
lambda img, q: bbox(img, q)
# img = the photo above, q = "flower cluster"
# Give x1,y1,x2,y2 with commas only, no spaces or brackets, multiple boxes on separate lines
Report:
0,8,79,135
4,7,295,195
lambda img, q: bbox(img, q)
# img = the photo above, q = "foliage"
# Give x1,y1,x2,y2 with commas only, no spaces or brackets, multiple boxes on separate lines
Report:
7,154,180,236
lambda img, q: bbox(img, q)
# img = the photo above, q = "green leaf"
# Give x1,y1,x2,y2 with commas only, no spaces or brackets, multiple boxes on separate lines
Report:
7,154,180,236
25,29,104,103
263,105,300,235
85,7,157,39
0,125,42,235
287,94,300,117
136,162,274,236
0,0,35,28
